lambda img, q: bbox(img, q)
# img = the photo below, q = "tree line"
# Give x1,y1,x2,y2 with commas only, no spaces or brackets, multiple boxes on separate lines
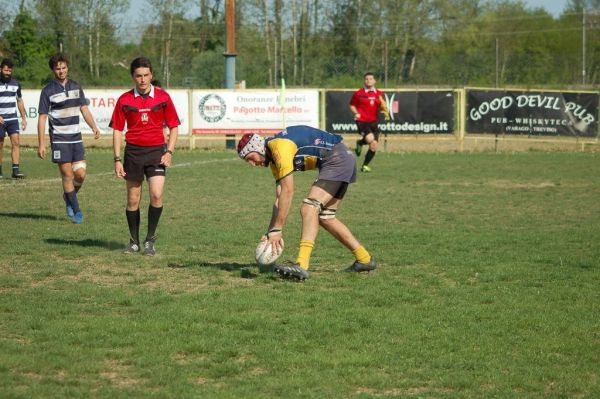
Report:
0,0,598,89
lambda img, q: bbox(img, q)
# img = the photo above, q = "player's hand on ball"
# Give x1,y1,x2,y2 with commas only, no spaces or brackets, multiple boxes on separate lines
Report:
267,231,284,255
255,235,284,266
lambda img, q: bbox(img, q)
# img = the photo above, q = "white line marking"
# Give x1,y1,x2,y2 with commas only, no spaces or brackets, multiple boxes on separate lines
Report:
0,157,237,189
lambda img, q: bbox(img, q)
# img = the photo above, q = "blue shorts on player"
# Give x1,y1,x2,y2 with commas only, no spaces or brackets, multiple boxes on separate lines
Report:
51,142,85,164
0,120,19,137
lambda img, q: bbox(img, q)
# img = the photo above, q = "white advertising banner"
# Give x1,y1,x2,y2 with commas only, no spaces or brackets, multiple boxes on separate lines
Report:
191,90,320,134
19,89,190,135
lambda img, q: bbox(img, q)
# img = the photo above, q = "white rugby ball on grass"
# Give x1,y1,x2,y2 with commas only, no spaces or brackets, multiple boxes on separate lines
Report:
255,239,284,266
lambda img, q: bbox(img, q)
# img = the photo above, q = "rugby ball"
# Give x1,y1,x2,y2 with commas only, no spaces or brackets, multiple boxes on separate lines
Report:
255,239,284,266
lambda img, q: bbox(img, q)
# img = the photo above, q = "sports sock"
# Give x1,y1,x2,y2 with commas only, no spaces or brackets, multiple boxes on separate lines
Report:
65,191,81,213
146,205,163,241
295,240,315,270
357,139,365,146
363,150,376,166
352,246,371,264
126,208,140,243
12,164,19,173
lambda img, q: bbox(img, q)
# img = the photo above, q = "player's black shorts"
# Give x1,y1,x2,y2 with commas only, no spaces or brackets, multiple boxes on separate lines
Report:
51,142,85,164
356,121,380,141
313,179,349,200
0,120,20,137
124,143,167,182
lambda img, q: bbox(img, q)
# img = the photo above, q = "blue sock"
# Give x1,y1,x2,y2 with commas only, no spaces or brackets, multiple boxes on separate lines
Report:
65,191,80,213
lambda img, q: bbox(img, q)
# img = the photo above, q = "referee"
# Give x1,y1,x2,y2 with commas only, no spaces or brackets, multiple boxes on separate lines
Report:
111,58,180,256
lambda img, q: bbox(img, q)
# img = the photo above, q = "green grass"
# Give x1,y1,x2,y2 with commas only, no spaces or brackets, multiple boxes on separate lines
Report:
1,148,599,398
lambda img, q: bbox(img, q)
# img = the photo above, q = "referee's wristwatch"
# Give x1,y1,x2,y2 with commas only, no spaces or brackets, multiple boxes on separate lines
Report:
165,149,173,155
114,156,122,162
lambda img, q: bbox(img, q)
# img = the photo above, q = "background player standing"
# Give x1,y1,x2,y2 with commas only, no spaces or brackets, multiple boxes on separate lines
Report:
37,54,101,223
237,125,377,281
349,72,390,172
111,57,179,256
0,58,27,179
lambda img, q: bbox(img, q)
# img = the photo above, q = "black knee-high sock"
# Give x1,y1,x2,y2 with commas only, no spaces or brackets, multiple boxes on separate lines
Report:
146,205,163,241
363,150,376,166
126,209,140,243
65,191,80,213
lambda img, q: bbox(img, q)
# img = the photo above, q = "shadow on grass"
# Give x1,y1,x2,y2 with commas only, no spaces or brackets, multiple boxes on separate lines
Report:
0,212,59,220
45,238,123,250
167,261,271,279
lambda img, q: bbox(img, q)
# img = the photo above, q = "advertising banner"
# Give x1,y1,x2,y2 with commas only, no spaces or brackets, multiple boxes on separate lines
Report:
325,90,455,134
466,89,599,137
20,89,190,135
191,90,320,134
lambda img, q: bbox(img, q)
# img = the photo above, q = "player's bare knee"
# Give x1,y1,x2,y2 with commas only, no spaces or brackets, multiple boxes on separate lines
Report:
61,173,74,184
370,141,378,151
149,193,163,206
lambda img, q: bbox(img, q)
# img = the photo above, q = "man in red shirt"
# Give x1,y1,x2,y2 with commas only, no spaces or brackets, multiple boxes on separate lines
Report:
349,72,390,172
111,57,180,256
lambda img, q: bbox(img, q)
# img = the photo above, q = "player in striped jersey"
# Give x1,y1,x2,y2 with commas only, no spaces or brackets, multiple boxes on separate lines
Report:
0,59,28,179
37,54,101,224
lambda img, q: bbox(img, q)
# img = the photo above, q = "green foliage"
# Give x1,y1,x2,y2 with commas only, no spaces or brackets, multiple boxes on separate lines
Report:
2,9,54,87
1,149,599,397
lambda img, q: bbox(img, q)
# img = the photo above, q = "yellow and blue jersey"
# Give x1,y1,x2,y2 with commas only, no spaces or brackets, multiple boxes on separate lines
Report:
265,125,343,182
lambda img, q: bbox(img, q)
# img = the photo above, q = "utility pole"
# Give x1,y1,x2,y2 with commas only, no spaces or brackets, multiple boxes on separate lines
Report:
224,0,236,90
224,0,237,149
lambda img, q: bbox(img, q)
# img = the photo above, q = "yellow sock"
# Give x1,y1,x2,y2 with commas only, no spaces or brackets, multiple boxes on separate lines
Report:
352,246,371,264
295,240,315,270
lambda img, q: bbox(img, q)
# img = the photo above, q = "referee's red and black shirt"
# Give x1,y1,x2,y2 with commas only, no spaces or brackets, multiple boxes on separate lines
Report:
110,85,180,147
349,87,383,123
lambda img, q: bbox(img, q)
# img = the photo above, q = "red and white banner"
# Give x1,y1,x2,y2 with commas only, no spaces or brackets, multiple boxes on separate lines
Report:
191,90,319,134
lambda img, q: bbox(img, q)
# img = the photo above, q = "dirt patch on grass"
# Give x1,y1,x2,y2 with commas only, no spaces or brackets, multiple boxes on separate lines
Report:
101,359,148,388
414,180,556,189
488,180,555,189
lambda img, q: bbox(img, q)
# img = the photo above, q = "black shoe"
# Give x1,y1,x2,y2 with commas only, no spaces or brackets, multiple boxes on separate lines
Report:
143,237,156,256
344,258,377,272
11,172,25,179
274,263,310,280
123,239,140,254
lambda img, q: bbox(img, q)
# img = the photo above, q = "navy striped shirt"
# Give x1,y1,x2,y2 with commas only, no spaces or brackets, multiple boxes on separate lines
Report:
38,80,87,144
0,78,22,121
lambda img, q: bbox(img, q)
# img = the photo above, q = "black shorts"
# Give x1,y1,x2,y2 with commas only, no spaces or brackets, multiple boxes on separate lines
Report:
124,143,167,182
313,179,349,200
51,142,85,164
356,121,380,141
0,120,19,137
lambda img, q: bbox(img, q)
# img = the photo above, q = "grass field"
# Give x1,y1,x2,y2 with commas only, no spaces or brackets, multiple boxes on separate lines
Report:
1,147,599,398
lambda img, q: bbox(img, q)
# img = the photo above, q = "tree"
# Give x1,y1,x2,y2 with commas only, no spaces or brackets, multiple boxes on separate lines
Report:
2,7,54,87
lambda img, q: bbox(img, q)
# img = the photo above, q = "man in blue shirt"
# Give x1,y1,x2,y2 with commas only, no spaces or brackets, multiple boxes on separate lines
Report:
0,59,27,179
37,54,101,224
